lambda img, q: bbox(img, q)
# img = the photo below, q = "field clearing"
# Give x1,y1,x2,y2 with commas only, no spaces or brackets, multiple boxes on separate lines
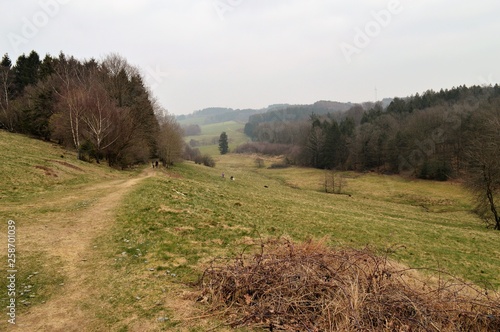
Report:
91,154,499,330
216,154,499,285
1,131,499,331
184,121,249,155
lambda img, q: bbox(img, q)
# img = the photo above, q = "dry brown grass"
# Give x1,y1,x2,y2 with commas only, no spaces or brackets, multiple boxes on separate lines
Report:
198,238,500,331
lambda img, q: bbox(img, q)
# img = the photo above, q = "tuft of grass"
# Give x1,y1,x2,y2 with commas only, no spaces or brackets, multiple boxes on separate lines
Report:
0,251,65,312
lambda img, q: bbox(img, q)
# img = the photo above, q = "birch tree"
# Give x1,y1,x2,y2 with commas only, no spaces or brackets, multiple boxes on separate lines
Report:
0,54,15,131
81,82,120,163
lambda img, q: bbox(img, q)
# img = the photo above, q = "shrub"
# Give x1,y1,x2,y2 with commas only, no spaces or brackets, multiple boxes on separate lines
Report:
199,238,500,331
195,154,215,167
184,144,201,161
268,162,290,169
418,161,452,181
204,155,216,167
234,142,294,156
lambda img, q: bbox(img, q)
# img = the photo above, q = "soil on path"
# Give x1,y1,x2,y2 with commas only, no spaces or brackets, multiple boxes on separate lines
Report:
11,168,154,331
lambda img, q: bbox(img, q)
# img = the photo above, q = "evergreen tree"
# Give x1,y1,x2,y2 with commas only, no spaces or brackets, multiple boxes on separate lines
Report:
219,131,229,154
39,54,56,81
13,50,40,95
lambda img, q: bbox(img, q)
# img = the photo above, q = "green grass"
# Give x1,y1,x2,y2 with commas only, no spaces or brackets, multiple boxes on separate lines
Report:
92,153,500,329
184,121,249,155
2,130,499,330
0,131,124,202
0,250,65,313
0,131,129,325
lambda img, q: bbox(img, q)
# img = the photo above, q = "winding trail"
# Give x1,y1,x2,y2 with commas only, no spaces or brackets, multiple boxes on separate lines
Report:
14,168,154,331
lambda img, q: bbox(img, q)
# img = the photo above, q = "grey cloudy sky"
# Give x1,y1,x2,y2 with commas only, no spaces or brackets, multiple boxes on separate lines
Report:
1,0,499,115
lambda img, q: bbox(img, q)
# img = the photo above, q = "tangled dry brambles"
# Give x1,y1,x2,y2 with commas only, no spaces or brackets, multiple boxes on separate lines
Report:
198,238,500,331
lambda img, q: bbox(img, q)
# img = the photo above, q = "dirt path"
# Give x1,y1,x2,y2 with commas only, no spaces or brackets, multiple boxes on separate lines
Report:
14,168,154,331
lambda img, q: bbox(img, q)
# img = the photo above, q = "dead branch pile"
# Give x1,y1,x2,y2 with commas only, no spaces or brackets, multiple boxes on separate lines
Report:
198,238,500,331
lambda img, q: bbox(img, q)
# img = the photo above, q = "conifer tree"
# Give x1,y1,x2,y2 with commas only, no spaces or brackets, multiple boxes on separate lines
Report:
219,131,229,154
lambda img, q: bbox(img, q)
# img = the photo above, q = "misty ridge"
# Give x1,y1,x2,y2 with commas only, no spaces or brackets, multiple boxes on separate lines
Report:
182,85,499,176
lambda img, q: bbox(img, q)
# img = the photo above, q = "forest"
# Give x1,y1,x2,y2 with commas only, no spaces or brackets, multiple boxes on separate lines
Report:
243,85,500,178
0,50,184,168
240,85,500,229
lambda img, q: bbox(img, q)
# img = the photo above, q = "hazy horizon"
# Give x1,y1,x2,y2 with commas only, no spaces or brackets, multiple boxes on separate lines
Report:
2,0,499,115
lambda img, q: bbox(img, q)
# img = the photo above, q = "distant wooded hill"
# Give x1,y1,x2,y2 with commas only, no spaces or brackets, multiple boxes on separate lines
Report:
177,105,288,125
177,100,394,126
237,85,500,183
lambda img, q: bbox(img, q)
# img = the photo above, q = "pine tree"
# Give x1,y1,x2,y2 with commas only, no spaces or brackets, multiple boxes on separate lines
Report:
13,50,40,95
219,131,229,155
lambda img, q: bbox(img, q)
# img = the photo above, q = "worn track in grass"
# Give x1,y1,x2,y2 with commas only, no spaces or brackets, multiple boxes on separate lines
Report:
6,168,153,332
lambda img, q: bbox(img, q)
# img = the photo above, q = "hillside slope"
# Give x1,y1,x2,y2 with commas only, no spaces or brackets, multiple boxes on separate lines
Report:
0,131,145,331
0,131,126,202
0,131,498,331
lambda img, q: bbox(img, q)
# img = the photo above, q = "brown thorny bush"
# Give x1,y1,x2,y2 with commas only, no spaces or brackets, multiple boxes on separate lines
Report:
197,238,500,331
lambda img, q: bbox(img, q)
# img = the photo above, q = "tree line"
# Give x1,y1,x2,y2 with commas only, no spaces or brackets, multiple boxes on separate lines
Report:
0,51,183,168
243,86,499,175
240,85,500,229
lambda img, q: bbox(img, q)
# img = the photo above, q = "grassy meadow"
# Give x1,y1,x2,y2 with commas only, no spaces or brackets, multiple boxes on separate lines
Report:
93,154,499,330
1,130,499,331
184,121,249,155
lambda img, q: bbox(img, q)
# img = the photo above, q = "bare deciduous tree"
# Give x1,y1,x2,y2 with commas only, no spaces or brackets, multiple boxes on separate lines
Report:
50,55,92,159
81,82,120,163
156,111,184,166
53,83,88,159
465,106,500,229
0,54,15,131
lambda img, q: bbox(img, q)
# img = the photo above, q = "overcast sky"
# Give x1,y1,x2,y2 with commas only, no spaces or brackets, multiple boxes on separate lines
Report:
1,0,499,115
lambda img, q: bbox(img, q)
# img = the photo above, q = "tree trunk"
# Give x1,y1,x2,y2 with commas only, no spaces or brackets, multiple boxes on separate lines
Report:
483,166,500,230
